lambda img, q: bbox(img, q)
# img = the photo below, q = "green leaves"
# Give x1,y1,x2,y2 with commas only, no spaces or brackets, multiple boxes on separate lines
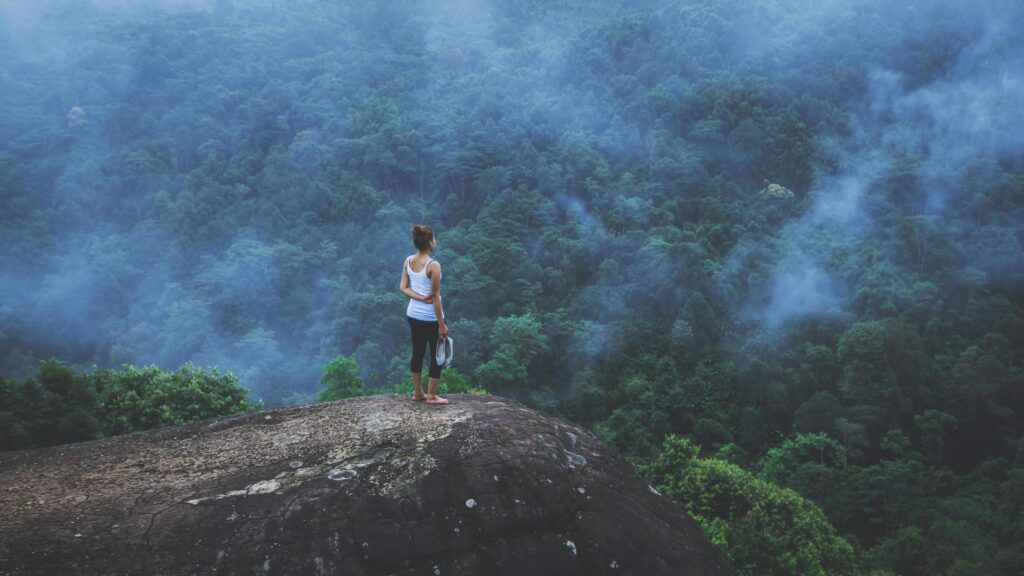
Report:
0,359,255,451
649,434,860,576
913,410,957,464
758,432,847,485
836,321,901,436
316,354,365,402
473,313,549,393
95,362,254,433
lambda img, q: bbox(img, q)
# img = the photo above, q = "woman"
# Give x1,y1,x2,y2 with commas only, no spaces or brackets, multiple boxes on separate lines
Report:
399,224,450,405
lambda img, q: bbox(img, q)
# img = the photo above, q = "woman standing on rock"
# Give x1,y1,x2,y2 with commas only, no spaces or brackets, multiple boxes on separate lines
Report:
399,224,449,404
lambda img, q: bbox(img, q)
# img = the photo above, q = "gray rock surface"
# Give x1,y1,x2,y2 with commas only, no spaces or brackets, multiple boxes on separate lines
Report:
0,393,733,575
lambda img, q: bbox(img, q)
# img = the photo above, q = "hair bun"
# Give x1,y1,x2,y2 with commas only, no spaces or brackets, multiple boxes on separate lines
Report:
411,224,434,250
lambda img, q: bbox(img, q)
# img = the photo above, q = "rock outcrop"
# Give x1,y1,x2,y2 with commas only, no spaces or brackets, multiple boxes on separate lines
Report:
0,394,732,575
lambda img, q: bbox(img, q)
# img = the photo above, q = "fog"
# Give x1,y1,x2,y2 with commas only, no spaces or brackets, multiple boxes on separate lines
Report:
1,0,1021,405
719,0,1024,350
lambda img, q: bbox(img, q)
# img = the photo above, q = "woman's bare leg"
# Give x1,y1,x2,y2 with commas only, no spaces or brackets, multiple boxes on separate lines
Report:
411,372,425,400
426,377,448,404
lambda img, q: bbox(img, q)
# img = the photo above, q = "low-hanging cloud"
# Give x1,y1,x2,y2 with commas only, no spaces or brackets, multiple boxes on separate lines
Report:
722,2,1024,345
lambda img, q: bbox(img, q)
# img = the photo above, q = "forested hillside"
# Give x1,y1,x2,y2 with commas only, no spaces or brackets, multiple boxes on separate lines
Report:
1,0,1022,574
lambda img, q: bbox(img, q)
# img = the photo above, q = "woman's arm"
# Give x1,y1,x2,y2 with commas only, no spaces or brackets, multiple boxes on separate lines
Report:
429,261,447,337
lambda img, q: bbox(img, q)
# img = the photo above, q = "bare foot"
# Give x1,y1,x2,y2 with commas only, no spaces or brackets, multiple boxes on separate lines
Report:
411,393,426,401
425,395,449,405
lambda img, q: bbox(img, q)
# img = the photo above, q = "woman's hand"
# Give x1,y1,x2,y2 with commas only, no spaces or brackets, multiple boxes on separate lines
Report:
419,293,433,304
439,322,449,339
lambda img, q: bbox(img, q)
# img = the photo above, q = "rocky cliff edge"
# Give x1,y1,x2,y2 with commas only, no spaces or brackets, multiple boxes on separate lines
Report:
0,393,732,576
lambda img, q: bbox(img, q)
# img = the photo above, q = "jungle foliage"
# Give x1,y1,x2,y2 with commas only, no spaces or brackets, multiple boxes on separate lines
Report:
1,0,1022,573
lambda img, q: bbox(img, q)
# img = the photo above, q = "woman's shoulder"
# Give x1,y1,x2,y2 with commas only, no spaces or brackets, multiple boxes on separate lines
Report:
406,255,440,270
407,254,441,265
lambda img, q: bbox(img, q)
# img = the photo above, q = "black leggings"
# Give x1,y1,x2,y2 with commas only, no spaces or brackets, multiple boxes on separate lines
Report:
408,315,443,379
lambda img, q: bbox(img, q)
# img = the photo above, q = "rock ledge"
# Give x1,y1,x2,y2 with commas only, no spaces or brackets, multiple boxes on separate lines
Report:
0,394,732,575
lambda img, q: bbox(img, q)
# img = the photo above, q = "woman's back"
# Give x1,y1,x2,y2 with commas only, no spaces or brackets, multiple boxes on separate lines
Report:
406,255,438,321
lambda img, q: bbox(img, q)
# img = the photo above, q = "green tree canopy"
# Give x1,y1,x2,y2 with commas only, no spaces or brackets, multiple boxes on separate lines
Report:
317,354,366,402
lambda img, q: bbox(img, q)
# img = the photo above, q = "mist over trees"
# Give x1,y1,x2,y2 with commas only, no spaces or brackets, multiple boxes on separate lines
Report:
1,0,1022,574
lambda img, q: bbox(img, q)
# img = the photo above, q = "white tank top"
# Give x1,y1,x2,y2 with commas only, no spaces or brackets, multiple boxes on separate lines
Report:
406,255,441,321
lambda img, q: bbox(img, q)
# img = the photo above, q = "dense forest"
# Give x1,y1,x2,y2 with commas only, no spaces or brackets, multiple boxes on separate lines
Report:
1,0,1022,574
